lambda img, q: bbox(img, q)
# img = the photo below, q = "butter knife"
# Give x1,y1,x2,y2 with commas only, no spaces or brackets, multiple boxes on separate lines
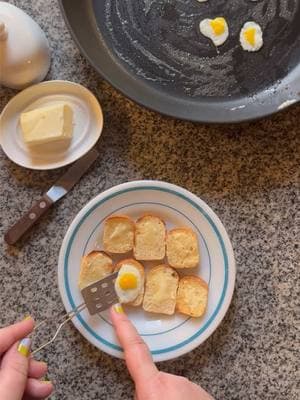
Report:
4,148,99,245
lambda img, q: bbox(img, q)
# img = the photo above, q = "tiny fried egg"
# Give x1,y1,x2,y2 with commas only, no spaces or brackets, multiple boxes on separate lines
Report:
199,17,229,46
115,264,142,303
240,21,263,52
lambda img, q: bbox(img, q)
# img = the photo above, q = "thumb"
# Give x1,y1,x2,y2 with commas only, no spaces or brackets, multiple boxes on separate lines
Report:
0,338,31,400
110,304,158,384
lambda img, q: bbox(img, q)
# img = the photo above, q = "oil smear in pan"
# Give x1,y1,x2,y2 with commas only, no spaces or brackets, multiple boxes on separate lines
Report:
103,0,299,98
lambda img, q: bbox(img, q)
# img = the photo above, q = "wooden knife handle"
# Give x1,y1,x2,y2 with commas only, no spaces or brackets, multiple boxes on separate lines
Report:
4,194,53,245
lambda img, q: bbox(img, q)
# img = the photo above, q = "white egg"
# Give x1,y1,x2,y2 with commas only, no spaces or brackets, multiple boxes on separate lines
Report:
115,264,142,304
240,21,263,52
199,17,229,46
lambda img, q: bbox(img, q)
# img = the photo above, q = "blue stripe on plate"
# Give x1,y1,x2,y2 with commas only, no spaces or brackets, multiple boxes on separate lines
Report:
64,186,228,355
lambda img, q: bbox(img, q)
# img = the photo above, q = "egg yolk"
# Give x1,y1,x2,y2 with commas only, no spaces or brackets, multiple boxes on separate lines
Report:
119,273,137,290
244,28,256,46
210,18,226,36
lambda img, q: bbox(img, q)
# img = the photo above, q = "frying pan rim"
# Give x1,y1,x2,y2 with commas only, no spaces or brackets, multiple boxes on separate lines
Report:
59,0,299,124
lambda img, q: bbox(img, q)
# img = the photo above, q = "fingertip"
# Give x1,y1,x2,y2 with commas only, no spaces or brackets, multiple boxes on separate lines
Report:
18,315,35,332
110,304,126,324
40,360,48,370
0,318,35,360
28,358,48,379
40,379,55,396
23,315,33,321
17,337,32,358
112,303,125,315
25,378,54,398
22,315,35,323
41,379,54,390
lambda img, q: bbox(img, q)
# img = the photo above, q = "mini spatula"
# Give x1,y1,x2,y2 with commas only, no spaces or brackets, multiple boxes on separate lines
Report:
31,271,119,355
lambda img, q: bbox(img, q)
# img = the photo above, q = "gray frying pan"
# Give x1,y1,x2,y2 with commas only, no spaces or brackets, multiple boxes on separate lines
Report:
60,0,300,123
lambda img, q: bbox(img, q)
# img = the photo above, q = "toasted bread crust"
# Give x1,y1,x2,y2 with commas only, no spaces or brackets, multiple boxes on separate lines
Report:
166,227,199,268
134,215,166,260
176,275,208,317
143,264,179,315
114,258,145,306
135,214,166,225
103,215,135,253
78,251,113,290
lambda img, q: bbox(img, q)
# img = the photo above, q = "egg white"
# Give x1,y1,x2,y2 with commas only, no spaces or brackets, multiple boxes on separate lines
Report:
240,21,263,52
115,264,142,304
199,18,229,47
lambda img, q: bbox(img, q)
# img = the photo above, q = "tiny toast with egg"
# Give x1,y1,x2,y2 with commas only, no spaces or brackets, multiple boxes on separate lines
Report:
134,215,166,260
103,215,135,254
78,251,113,290
143,265,179,315
114,259,145,306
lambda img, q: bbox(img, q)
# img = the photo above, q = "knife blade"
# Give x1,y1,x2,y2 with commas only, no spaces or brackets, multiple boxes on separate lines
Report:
4,148,99,245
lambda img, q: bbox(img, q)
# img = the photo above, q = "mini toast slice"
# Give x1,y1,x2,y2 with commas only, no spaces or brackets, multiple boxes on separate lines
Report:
78,251,113,290
176,275,208,318
103,215,135,253
143,265,179,315
134,215,166,260
166,228,199,268
114,259,145,306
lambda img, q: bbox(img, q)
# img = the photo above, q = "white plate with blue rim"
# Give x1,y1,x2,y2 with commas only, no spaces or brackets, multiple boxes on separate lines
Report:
58,180,235,362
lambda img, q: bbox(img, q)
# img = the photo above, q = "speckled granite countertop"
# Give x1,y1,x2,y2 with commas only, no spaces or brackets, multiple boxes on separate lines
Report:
0,1,299,399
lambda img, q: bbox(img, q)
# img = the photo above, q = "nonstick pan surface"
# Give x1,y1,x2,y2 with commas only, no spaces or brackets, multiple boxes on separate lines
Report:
60,0,300,122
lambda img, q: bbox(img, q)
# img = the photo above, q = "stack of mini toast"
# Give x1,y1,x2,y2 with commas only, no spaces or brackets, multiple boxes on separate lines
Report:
78,215,209,318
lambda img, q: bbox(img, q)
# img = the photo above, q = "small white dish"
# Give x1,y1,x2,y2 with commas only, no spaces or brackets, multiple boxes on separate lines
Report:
0,80,103,170
58,180,236,362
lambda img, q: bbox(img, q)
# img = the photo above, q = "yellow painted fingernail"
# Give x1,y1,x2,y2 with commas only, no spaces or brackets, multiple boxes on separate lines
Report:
41,380,52,384
23,315,32,321
17,338,31,357
113,303,124,314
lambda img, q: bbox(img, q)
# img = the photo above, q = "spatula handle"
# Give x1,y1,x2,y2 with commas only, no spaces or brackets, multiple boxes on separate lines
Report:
4,194,53,245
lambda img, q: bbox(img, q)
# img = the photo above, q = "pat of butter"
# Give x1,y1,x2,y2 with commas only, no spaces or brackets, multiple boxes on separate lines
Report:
20,103,73,145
